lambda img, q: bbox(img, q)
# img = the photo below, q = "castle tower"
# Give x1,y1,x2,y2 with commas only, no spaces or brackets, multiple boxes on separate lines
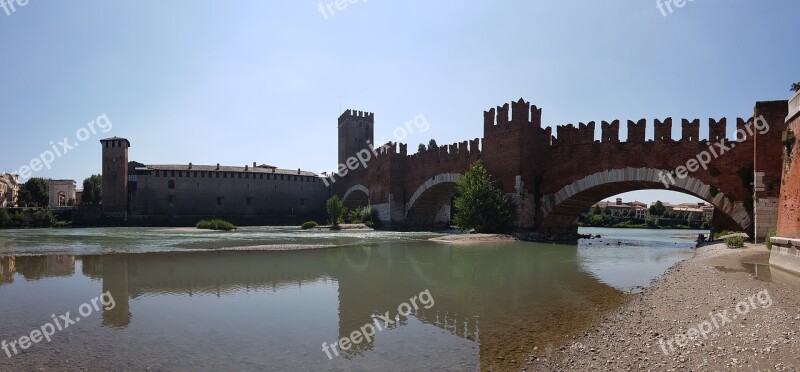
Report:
338,109,374,166
100,137,130,218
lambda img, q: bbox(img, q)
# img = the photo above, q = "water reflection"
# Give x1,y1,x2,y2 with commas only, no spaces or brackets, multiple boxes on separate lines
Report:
0,242,627,370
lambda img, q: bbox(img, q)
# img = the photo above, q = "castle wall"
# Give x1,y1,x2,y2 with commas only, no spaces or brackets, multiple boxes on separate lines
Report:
129,167,329,221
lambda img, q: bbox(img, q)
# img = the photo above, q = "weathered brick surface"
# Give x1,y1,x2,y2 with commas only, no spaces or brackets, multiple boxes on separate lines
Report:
777,97,800,238
335,99,788,232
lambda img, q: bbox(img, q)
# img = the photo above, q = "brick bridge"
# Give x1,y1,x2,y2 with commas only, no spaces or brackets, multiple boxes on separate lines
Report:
333,99,788,238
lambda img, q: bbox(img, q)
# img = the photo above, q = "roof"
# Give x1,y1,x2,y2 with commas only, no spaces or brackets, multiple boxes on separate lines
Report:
100,137,130,147
141,164,320,177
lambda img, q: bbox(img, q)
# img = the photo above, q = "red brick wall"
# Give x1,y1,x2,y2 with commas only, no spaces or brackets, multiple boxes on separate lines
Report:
777,114,800,238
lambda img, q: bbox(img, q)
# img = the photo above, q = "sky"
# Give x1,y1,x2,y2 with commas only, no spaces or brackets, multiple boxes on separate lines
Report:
0,0,797,204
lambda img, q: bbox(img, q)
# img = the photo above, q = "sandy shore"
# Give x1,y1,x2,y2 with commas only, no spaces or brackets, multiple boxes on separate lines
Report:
526,242,800,371
429,233,519,244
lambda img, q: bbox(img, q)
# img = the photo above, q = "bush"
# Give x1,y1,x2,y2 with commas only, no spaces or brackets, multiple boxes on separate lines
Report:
766,228,776,250
301,221,319,230
724,235,745,249
715,230,742,240
196,219,237,231
347,208,362,224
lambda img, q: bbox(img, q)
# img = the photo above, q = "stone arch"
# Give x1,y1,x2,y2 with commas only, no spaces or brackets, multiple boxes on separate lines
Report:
341,184,370,209
405,173,463,228
539,167,751,233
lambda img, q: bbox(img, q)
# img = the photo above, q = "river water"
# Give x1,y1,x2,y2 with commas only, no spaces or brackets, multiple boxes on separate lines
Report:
0,227,704,371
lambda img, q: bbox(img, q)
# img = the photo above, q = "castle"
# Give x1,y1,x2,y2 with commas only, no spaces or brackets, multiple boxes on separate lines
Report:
99,137,330,223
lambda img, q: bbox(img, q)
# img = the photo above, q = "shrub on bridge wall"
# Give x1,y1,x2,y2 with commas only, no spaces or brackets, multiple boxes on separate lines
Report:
452,161,514,233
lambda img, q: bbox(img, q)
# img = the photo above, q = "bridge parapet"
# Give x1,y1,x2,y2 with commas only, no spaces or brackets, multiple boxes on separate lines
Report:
548,117,755,146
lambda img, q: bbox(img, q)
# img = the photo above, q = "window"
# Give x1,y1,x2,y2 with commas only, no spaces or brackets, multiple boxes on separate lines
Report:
245,173,249,179
217,197,224,206
201,172,205,178
193,171,197,178
171,171,176,177
179,171,184,177
293,176,298,182
259,174,263,180
168,180,175,189
280,175,284,181
216,172,220,178
223,173,228,179
238,173,242,179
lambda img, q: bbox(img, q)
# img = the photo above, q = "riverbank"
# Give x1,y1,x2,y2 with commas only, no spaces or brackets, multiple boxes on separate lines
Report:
526,242,800,371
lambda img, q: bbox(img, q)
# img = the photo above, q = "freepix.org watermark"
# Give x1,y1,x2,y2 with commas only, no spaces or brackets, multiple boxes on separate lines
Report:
321,113,429,187
16,113,112,179
657,289,772,356
1,0,28,17
659,115,769,189
321,289,435,360
2,291,116,358
317,0,367,20
656,0,696,17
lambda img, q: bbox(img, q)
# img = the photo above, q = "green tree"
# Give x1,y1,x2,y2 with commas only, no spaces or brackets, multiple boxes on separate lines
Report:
649,200,666,216
82,175,102,205
0,208,10,227
326,195,344,226
452,161,514,233
20,178,49,207
428,139,438,150
16,188,32,207
418,143,426,153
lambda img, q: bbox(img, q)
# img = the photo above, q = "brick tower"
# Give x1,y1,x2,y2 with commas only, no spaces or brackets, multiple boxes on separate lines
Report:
100,137,130,218
338,109,374,166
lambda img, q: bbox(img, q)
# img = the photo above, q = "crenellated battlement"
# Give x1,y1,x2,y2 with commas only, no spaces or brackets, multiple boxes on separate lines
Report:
546,117,752,145
601,120,620,142
553,122,596,145
484,98,542,130
338,109,374,125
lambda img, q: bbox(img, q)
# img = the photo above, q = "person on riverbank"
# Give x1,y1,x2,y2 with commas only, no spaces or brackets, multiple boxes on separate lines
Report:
709,224,715,242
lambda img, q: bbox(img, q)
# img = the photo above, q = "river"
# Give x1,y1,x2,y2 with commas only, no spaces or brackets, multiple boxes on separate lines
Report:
0,227,706,371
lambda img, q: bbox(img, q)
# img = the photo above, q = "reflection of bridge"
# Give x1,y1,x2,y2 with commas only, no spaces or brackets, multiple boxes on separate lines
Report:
334,99,787,239
1,247,622,370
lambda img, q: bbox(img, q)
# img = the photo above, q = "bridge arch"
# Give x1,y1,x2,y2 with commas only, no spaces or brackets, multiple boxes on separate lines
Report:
538,167,752,233
405,173,463,228
341,184,370,209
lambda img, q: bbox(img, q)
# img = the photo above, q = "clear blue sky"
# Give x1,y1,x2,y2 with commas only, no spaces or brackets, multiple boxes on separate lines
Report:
1,0,797,204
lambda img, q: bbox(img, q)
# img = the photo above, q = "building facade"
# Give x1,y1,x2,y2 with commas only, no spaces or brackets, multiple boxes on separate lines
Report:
0,173,19,208
101,138,330,222
48,179,77,208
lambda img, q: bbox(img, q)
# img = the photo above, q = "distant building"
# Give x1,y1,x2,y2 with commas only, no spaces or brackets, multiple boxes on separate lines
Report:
48,179,77,208
0,173,19,208
592,198,649,219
